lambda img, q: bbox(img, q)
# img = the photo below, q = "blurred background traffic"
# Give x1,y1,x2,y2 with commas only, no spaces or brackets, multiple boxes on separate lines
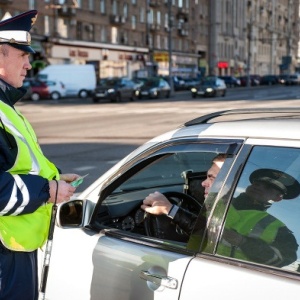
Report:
3,1,299,101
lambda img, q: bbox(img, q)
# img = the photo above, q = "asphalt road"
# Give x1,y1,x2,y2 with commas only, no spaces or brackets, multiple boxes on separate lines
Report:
16,84,300,192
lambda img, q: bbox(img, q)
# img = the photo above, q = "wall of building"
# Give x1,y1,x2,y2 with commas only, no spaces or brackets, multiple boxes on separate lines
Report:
0,0,299,79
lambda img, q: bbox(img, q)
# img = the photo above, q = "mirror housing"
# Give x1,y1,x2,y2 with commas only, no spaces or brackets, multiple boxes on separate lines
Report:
56,199,95,228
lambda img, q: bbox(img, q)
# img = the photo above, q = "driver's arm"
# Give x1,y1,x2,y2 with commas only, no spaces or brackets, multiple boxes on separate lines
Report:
172,208,197,235
141,191,197,235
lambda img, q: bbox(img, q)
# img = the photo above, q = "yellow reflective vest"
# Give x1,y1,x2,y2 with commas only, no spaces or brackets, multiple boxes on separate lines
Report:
217,206,285,261
0,102,59,251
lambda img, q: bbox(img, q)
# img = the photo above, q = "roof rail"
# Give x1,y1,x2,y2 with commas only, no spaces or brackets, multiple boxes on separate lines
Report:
184,108,300,127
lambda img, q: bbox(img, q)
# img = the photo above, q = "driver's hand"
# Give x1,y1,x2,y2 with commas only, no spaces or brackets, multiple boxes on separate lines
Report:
141,191,173,215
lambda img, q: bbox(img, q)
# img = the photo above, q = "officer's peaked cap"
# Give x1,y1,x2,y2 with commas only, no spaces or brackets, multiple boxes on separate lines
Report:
250,168,300,199
0,10,37,53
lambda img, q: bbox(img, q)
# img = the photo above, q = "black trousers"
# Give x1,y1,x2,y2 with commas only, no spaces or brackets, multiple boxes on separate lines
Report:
0,243,38,300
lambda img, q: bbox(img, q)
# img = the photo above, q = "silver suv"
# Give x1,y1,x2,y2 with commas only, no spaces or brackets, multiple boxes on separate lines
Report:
42,108,300,300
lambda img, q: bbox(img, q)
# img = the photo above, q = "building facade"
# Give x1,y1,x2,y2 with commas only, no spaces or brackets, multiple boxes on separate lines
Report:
0,0,299,80
211,0,300,77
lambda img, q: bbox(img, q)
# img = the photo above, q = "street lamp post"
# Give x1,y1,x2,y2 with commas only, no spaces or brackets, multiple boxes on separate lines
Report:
246,22,252,87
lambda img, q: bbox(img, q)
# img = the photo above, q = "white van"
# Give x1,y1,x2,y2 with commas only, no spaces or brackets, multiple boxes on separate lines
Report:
37,64,96,98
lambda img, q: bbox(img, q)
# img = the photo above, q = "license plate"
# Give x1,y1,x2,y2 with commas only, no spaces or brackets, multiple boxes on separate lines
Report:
96,93,105,97
141,91,149,95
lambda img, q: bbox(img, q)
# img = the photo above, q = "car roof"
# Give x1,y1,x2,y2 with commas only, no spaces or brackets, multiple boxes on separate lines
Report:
79,108,300,198
151,108,300,142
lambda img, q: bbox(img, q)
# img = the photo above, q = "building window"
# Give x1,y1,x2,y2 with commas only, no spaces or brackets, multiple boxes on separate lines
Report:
112,0,118,15
156,11,161,25
164,13,168,29
76,21,83,40
100,0,106,14
178,39,182,51
120,31,128,44
186,0,189,9
111,26,118,44
123,3,128,18
131,15,137,30
156,35,161,49
140,7,145,23
163,36,168,49
29,0,36,10
149,9,154,24
44,15,49,36
89,0,94,11
132,0,137,4
100,27,107,42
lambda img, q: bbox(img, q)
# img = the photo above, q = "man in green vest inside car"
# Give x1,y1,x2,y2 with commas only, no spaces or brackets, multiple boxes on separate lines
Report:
219,168,300,268
0,10,80,300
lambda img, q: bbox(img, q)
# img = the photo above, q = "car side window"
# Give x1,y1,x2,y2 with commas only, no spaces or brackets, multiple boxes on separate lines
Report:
217,146,300,271
91,142,238,247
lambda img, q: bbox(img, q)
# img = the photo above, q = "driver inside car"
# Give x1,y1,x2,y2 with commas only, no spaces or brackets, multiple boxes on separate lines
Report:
141,154,226,235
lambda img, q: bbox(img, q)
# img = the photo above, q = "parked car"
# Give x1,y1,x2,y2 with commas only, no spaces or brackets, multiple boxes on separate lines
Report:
191,76,226,97
183,77,202,89
278,74,289,85
219,75,241,87
92,77,137,102
132,78,148,89
42,108,300,300
22,78,50,101
285,74,300,85
135,77,171,99
238,75,261,86
260,75,280,85
21,82,33,101
162,75,186,91
44,80,67,100
22,78,66,101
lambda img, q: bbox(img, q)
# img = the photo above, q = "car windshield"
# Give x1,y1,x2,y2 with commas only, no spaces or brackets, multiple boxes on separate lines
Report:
202,79,215,86
105,79,120,86
144,80,159,87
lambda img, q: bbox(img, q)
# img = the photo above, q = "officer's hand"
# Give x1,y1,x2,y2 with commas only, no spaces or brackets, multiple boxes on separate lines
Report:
48,180,76,204
60,173,80,183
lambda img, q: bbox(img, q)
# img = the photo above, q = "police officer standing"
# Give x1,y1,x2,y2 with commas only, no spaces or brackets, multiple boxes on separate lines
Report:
0,10,80,299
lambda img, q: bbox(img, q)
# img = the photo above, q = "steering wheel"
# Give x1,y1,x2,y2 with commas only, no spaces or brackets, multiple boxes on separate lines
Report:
144,191,202,242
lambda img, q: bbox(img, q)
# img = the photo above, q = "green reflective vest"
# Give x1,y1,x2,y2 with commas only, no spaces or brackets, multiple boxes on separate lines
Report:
218,206,285,261
0,103,59,251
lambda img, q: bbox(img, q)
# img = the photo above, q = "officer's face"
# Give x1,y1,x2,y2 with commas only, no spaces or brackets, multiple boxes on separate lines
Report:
0,45,32,88
246,181,283,203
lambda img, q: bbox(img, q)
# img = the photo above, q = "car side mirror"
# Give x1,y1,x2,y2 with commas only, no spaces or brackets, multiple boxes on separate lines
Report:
57,199,95,228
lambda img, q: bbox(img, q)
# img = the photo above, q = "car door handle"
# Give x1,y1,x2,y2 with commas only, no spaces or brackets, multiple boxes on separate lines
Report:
140,270,178,289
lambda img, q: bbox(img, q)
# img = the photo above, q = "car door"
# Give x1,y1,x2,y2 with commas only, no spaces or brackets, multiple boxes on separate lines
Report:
44,139,241,300
180,141,300,299
121,78,131,99
87,140,241,300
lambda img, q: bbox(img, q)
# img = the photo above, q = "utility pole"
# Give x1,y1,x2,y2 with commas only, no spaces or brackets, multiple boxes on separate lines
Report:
145,0,151,76
246,2,253,87
208,0,218,76
286,0,292,74
168,0,174,94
